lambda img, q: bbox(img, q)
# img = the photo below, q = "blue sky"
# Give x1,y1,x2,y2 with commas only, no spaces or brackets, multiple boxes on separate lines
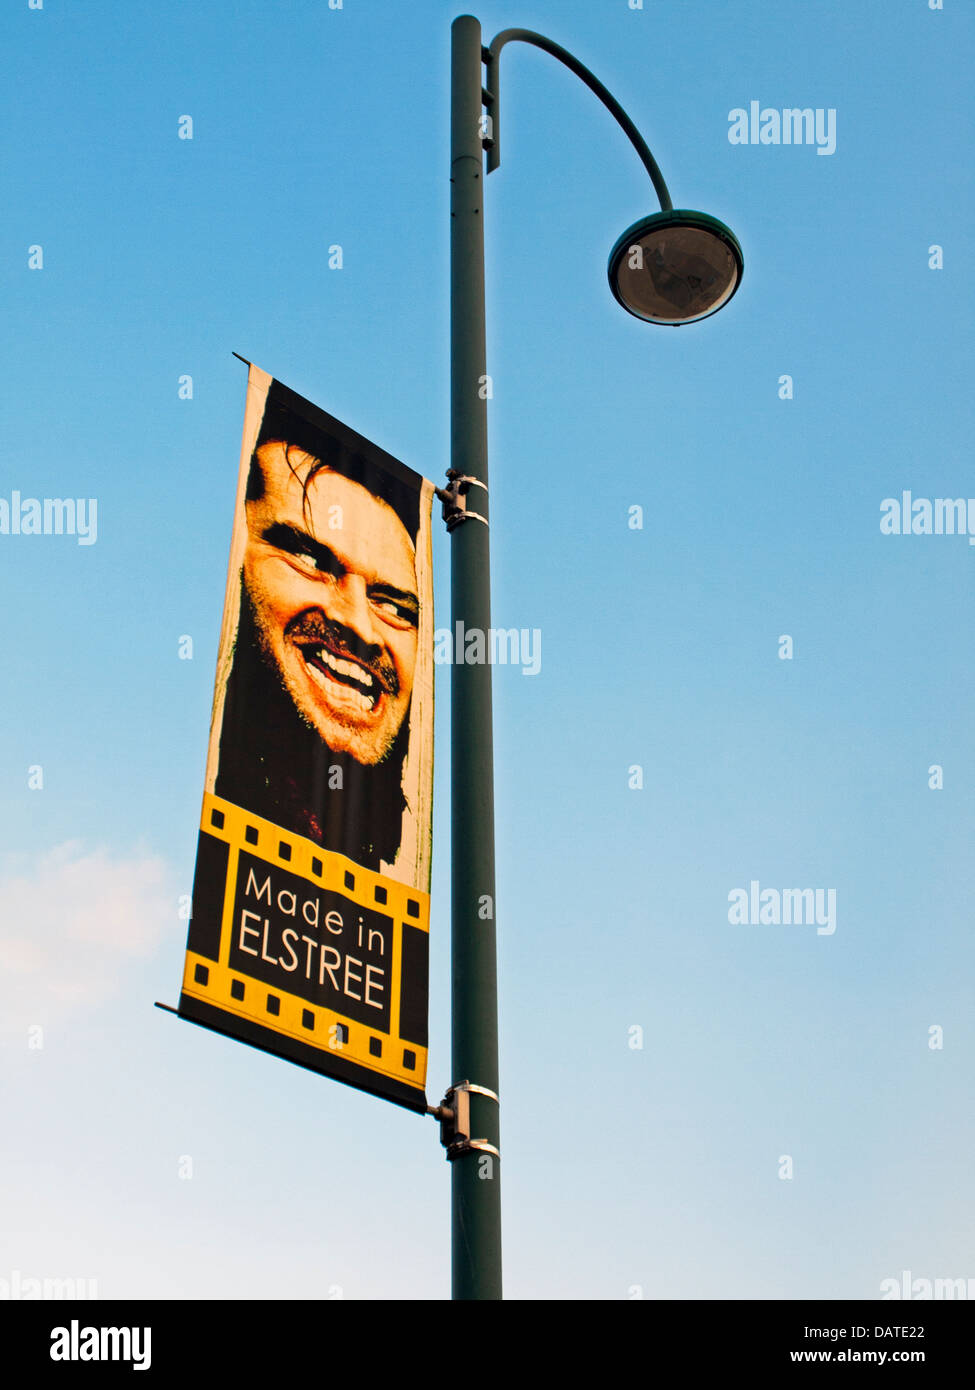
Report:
2,0,973,1300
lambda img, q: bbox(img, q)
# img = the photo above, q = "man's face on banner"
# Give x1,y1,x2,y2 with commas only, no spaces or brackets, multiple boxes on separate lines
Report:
243,441,419,765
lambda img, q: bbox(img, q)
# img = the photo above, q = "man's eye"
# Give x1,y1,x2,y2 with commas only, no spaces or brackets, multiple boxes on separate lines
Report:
373,596,418,625
292,551,320,571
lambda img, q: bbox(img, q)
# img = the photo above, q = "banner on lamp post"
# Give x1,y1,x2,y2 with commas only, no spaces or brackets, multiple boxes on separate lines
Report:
177,363,435,1112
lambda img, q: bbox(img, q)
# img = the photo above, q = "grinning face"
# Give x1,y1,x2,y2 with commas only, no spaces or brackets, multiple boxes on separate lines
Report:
242,441,419,765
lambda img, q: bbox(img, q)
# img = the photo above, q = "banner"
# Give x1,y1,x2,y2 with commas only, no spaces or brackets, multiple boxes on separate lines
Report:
177,364,435,1111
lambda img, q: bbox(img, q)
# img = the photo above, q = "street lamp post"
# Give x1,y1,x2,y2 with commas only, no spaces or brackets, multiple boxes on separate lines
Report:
442,12,501,1306
441,13,743,1302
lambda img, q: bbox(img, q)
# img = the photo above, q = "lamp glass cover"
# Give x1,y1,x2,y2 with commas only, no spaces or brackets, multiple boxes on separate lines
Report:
613,221,740,324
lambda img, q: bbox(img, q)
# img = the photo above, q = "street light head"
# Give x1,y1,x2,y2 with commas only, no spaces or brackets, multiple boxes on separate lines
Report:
608,210,743,325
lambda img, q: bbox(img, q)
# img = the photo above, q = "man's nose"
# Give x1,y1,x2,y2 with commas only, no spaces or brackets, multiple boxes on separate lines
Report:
327,574,381,654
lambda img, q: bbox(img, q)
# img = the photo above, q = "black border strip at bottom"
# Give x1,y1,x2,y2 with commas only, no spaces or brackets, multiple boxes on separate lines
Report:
9,1299,970,1372
177,993,428,1113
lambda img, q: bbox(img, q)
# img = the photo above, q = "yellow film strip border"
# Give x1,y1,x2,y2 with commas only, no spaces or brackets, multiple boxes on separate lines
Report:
180,792,428,1097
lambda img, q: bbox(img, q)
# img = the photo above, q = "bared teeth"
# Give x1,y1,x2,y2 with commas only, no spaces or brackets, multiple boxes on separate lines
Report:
303,649,380,711
318,648,374,689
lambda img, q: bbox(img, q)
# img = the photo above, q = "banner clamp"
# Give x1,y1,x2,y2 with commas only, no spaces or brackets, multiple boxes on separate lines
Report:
430,1080,500,1160
435,470,489,532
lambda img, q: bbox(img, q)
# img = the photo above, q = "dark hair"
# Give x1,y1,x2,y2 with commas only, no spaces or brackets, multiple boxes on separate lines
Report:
247,393,420,543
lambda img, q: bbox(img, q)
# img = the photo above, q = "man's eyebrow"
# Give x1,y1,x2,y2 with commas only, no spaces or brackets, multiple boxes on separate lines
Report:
261,522,345,576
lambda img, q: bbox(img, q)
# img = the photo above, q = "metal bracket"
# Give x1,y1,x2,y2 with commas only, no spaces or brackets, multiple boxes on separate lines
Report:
434,469,489,532
480,79,496,151
430,1080,500,1161
481,50,496,154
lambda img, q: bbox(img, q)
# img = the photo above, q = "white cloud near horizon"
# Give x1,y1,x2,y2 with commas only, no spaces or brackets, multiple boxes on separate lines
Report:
0,841,176,1033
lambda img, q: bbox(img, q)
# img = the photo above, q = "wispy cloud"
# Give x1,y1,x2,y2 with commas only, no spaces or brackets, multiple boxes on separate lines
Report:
0,842,175,1033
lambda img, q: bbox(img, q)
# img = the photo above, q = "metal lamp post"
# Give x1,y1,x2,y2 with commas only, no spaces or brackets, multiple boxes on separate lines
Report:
439,13,743,1301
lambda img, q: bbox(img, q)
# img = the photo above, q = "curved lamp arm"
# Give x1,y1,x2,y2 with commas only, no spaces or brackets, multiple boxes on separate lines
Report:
485,27,673,212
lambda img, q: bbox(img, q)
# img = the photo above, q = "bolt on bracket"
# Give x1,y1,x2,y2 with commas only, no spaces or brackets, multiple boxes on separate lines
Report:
430,1080,500,1161
435,470,489,532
